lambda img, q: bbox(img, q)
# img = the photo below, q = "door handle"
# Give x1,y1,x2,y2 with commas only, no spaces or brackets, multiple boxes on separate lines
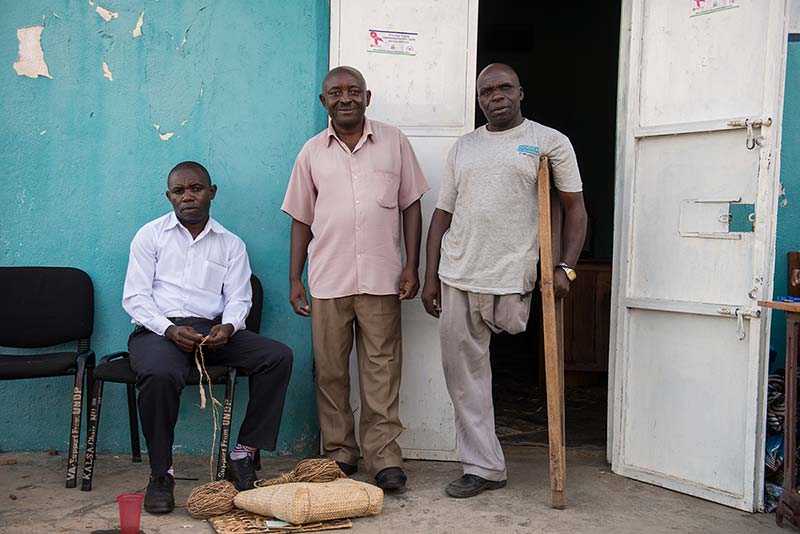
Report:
717,306,760,319
717,306,760,341
727,118,772,150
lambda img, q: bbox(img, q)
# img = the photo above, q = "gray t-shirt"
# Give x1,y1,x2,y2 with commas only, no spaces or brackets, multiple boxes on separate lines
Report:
436,119,583,295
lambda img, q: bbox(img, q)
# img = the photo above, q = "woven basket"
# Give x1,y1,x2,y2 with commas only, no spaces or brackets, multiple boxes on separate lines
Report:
233,479,383,525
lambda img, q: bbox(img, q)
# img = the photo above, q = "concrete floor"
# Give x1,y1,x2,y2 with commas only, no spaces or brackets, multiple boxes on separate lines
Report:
0,447,786,534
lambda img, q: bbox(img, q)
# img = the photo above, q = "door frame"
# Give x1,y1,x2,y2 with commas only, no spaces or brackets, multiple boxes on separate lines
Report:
608,0,789,511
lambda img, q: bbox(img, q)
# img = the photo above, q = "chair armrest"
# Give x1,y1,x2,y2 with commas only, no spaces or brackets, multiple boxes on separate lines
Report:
98,351,130,366
77,349,96,367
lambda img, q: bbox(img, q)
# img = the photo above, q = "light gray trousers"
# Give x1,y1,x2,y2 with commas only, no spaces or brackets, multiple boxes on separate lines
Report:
439,282,531,482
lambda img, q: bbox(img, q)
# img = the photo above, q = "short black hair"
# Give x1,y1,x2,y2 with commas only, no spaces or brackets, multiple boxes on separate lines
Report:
477,63,521,87
322,66,366,92
167,161,211,186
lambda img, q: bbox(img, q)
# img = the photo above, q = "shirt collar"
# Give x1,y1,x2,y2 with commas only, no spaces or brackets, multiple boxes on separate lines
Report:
165,211,223,236
326,117,375,148
165,211,181,230
206,217,224,234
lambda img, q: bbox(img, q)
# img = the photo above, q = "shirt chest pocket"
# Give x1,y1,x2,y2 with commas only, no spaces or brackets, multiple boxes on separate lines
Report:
513,153,539,186
374,171,400,209
199,259,226,294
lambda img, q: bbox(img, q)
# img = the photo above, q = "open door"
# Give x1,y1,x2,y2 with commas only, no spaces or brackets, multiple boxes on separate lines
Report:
610,0,788,511
329,0,478,460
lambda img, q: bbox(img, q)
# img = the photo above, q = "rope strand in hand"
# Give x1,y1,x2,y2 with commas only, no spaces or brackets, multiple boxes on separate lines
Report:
194,335,221,481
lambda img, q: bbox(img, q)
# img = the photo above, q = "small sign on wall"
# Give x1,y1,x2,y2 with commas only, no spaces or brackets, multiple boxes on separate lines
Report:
690,0,739,17
367,29,417,56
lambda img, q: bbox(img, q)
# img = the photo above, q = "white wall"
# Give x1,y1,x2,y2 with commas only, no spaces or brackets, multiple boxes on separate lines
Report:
790,0,800,32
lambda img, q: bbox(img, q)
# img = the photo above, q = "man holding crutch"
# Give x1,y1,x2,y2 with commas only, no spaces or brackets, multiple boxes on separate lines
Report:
421,63,587,498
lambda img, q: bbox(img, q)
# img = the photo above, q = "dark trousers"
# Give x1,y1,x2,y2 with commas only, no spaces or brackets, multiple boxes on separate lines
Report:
128,317,293,477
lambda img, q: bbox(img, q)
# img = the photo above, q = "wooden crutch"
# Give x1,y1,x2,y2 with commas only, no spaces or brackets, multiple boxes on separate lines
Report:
537,155,567,509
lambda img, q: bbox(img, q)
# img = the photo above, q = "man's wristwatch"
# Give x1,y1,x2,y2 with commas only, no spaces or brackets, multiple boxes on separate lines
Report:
557,262,577,282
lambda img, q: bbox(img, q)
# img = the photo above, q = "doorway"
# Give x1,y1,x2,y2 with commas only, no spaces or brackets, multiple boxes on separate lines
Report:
476,1,621,451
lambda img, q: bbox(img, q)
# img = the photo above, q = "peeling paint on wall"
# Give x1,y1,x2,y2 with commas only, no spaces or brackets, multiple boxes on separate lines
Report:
152,123,174,141
102,61,113,81
88,0,119,22
178,5,208,51
1,0,329,457
13,26,52,79
149,83,206,138
132,11,144,38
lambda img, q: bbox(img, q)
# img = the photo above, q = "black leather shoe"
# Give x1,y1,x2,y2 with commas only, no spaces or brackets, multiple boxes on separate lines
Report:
336,461,358,476
226,456,257,491
445,474,506,498
144,474,175,514
375,467,407,490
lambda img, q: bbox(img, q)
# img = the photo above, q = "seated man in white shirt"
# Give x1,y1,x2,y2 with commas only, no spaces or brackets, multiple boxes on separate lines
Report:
122,161,293,514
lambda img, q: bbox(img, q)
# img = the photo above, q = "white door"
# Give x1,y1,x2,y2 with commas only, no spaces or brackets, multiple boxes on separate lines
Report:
610,0,788,511
329,0,478,460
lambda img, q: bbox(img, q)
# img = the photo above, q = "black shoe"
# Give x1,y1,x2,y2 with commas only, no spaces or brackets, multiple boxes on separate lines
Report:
144,474,175,514
445,474,506,498
226,456,257,491
375,467,407,490
336,461,358,476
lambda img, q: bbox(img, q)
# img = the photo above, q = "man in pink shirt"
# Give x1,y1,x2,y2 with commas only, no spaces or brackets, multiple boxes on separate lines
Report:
282,66,429,490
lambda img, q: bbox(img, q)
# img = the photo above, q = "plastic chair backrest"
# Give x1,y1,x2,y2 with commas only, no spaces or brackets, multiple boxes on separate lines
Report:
0,267,94,348
244,274,263,334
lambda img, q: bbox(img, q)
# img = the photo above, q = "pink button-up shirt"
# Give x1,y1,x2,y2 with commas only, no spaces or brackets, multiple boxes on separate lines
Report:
282,118,429,299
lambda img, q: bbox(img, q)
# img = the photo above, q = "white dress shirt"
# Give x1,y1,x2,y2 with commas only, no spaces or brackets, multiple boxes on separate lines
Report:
122,212,253,336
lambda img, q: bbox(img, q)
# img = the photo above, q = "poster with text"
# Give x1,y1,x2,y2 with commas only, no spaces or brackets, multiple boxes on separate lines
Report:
690,0,740,17
367,29,417,56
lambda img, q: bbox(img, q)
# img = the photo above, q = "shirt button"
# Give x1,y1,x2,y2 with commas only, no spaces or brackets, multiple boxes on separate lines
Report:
353,175,358,181
356,226,360,231
356,200,360,205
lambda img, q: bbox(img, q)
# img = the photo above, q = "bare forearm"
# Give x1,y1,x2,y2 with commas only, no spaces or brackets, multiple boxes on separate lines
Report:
424,208,453,282
289,219,312,282
402,200,422,269
559,197,588,267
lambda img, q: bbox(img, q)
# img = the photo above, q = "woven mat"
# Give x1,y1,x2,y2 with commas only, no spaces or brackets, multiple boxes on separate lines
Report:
209,509,353,533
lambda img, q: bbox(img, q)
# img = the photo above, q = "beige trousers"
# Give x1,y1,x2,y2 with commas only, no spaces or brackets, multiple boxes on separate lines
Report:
311,294,403,475
439,282,531,481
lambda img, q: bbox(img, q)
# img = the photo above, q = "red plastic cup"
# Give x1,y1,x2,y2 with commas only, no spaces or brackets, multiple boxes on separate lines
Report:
117,492,144,534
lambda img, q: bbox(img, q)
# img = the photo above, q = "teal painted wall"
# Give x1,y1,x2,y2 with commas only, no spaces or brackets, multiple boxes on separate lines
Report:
0,1,329,456
771,39,800,369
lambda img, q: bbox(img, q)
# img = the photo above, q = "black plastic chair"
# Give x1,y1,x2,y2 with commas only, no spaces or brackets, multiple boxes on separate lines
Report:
81,275,263,491
0,267,95,489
